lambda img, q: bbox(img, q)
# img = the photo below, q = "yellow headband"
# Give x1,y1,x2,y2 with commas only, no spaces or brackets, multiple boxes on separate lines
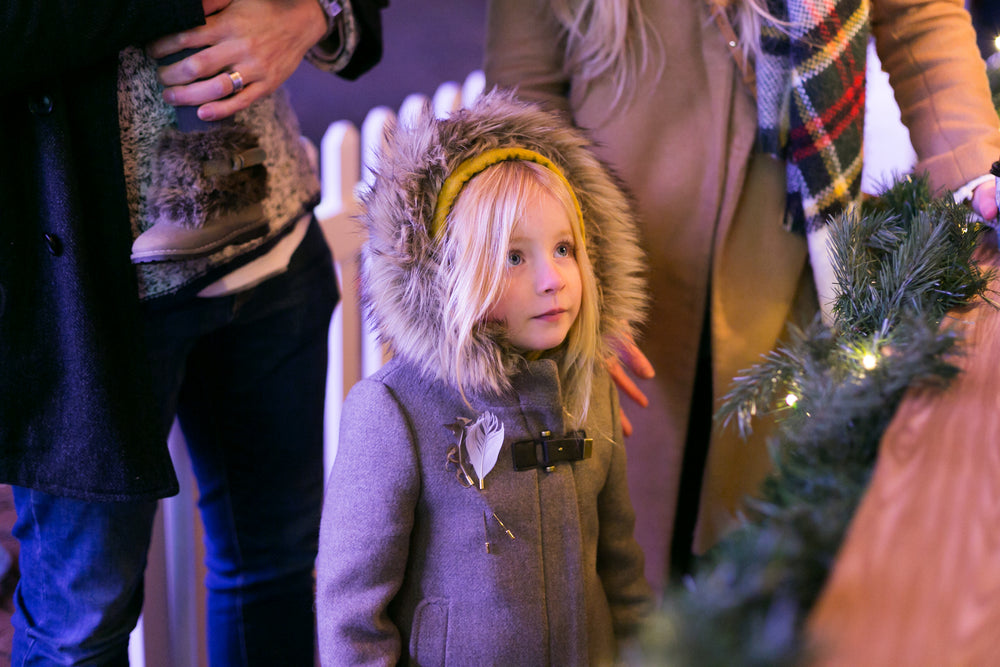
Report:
430,147,586,242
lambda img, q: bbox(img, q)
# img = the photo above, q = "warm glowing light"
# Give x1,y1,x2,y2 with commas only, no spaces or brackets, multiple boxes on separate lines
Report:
994,34,1000,52
862,353,877,370
785,393,798,407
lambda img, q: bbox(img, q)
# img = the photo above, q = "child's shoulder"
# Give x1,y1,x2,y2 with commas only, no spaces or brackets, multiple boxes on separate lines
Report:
585,364,624,445
589,363,615,410
343,356,444,412
340,356,464,443
339,358,422,442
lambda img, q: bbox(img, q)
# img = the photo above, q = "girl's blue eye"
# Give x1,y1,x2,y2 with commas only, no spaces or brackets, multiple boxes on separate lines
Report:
507,251,523,266
555,243,572,257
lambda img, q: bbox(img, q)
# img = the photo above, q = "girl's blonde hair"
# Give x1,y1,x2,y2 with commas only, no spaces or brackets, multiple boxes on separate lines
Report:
441,160,600,427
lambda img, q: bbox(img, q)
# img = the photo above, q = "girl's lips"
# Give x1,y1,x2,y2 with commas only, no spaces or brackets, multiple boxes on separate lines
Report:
534,308,566,321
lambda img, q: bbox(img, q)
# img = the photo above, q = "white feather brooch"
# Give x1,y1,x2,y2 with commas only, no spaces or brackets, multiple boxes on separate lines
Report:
444,412,515,552
465,412,504,490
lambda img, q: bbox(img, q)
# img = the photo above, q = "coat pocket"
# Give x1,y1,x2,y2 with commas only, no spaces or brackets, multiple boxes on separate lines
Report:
409,597,449,666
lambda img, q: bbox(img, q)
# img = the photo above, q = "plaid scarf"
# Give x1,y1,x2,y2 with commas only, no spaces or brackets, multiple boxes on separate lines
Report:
756,0,871,233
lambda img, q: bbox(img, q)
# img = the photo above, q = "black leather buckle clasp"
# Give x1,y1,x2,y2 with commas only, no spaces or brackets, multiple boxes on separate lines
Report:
512,430,592,472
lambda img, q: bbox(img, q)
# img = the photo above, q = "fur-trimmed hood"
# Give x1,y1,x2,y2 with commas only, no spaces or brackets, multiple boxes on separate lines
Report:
359,90,646,395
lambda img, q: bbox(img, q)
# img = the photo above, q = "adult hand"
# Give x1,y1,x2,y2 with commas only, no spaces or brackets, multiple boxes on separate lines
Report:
607,336,655,437
148,0,327,121
971,179,998,223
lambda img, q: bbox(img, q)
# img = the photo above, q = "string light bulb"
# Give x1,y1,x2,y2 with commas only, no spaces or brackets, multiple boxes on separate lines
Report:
785,393,798,407
861,353,878,370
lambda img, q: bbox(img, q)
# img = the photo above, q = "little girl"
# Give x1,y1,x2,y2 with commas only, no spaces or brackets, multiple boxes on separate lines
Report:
317,91,650,666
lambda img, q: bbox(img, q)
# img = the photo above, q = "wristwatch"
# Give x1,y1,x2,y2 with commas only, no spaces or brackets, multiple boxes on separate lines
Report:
315,0,344,41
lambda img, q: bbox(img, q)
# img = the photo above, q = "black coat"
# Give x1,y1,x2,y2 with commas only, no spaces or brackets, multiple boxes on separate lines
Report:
0,0,386,500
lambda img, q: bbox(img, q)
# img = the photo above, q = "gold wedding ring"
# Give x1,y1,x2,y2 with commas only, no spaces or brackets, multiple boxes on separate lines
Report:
228,70,245,95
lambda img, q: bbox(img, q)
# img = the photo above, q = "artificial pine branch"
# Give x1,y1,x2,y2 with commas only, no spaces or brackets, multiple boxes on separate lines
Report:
647,173,993,666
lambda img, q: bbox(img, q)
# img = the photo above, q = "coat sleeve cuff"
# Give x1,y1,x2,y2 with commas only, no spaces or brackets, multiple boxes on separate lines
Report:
305,0,359,73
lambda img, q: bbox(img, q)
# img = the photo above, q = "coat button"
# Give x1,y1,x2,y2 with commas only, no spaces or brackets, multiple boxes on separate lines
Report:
28,94,54,115
44,233,63,256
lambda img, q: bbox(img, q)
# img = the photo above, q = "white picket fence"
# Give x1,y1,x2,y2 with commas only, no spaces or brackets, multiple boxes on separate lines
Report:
128,70,486,667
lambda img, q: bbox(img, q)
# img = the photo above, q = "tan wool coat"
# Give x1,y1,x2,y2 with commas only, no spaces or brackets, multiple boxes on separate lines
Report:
485,0,1000,590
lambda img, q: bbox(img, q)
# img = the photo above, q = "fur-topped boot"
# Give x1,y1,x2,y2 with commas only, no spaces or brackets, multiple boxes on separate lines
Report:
131,52,270,263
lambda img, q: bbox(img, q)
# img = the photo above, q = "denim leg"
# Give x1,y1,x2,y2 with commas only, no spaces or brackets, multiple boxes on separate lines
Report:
9,220,335,666
10,487,157,667
174,224,337,666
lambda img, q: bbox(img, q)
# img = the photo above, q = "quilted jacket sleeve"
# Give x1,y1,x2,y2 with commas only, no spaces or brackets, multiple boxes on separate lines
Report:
871,0,1000,190
317,377,420,667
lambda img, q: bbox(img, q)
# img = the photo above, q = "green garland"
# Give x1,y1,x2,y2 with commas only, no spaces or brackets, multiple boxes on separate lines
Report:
642,174,994,666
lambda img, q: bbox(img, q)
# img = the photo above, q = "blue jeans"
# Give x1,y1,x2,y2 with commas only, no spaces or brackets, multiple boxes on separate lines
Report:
12,220,338,666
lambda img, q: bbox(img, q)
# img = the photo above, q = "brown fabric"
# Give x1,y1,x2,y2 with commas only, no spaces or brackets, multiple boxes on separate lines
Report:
485,0,1000,591
699,151,812,552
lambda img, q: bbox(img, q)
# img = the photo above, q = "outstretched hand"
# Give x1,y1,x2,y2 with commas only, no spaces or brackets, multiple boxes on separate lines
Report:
607,336,655,437
148,0,327,121
971,179,998,223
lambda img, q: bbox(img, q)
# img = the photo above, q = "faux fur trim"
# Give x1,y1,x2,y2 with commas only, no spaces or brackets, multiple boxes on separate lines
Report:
360,90,647,395
146,124,269,230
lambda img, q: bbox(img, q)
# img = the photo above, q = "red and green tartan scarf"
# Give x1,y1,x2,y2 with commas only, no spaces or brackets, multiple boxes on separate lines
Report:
756,0,871,234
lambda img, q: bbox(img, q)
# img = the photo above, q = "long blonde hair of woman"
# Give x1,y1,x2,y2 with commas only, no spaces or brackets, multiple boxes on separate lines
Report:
551,0,786,107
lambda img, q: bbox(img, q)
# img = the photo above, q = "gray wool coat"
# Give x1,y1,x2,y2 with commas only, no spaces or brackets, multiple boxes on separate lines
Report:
317,357,650,666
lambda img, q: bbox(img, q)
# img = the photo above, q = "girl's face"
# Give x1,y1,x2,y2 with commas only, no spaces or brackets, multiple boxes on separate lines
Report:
488,190,582,352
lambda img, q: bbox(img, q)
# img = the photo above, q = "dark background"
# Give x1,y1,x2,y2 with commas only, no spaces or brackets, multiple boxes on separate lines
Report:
286,0,488,148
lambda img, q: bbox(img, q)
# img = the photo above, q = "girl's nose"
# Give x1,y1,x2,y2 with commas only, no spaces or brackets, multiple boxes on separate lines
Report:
538,259,565,293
